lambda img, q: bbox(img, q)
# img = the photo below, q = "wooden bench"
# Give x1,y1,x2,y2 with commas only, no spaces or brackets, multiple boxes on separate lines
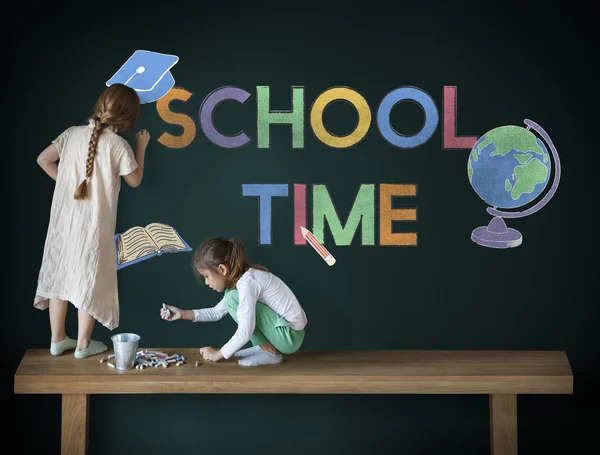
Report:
13,349,573,455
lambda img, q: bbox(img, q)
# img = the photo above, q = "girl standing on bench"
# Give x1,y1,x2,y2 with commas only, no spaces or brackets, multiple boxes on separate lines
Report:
161,237,307,366
33,83,150,359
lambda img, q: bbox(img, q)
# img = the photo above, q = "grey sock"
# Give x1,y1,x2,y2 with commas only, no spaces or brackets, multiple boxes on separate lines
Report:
74,340,108,359
238,350,283,367
233,345,262,357
50,336,77,356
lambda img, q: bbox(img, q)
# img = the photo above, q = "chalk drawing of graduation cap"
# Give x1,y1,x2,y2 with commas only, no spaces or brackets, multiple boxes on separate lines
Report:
106,50,179,104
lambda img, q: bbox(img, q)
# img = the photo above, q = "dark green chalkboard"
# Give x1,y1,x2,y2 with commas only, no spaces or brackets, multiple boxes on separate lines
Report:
6,1,595,454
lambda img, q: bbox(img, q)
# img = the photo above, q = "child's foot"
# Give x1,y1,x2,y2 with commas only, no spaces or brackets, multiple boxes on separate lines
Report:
233,346,262,357
238,350,283,367
50,336,77,356
74,340,108,359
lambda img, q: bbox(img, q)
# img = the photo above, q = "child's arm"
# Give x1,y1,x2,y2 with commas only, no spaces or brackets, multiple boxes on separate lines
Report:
36,144,59,181
192,297,228,322
160,305,195,321
161,300,227,322
122,130,150,188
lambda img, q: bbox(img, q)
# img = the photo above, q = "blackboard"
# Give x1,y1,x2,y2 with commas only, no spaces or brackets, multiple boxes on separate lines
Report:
6,1,595,453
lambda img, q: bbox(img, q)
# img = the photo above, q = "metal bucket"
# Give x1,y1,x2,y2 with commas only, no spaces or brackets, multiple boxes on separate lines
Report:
111,333,140,370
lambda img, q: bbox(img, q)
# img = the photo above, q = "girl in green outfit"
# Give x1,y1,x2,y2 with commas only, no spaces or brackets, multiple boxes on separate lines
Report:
161,237,307,366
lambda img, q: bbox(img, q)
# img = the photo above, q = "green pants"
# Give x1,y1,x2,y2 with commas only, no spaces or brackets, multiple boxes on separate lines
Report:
224,289,305,355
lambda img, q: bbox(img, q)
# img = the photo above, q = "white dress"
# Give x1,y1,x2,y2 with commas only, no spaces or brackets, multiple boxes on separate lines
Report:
33,119,138,330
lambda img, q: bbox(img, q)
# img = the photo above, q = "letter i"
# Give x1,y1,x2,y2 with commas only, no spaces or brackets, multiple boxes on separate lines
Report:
294,184,307,245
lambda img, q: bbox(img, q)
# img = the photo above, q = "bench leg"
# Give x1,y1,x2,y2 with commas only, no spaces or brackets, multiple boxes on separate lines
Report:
489,394,517,455
62,394,89,455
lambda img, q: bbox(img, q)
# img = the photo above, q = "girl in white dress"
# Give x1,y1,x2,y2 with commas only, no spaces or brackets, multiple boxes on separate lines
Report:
34,83,150,358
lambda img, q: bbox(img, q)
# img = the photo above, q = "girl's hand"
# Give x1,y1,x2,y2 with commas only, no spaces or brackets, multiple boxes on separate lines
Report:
136,129,151,150
160,304,182,321
199,347,223,362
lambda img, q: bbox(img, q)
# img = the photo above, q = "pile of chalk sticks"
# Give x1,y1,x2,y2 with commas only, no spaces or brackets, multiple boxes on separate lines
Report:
100,350,191,369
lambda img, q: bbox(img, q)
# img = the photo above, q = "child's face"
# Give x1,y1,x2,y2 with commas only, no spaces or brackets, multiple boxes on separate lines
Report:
198,266,227,292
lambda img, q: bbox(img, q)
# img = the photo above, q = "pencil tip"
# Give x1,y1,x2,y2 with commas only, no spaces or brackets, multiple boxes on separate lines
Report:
300,227,308,234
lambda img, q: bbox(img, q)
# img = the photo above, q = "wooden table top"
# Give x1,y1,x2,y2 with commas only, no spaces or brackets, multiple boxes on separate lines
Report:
14,349,573,395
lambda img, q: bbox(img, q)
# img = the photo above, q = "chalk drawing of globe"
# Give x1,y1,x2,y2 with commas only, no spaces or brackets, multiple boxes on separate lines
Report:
468,119,561,249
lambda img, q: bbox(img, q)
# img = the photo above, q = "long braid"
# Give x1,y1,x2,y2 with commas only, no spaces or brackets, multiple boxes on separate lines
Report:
72,83,140,199
74,117,106,200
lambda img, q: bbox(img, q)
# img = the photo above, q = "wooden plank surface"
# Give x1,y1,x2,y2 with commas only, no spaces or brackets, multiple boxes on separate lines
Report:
14,349,573,395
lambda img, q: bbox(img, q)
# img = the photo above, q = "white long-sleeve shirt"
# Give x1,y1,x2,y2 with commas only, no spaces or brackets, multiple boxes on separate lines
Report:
192,268,307,359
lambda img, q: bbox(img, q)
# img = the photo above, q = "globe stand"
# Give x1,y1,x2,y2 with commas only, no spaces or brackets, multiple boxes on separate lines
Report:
471,216,522,249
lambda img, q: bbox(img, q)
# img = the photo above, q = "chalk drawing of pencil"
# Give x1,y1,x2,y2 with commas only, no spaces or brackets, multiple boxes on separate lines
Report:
300,227,336,266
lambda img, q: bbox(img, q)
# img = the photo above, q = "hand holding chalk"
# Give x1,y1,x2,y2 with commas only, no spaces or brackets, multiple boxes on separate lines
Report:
136,129,151,150
160,303,182,321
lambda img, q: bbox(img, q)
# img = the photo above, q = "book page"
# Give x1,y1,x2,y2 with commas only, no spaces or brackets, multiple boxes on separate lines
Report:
117,226,159,265
145,223,189,252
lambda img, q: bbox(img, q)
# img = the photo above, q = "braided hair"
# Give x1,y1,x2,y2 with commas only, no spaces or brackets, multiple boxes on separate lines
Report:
74,83,140,200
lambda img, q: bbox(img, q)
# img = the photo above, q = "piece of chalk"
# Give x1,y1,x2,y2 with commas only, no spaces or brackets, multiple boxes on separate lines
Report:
107,362,115,368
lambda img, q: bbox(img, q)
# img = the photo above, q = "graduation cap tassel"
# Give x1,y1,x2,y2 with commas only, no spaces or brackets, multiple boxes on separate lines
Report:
74,178,88,200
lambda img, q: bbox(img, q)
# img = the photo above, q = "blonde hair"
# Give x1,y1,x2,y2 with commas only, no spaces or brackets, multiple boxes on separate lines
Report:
192,237,268,290
74,83,140,200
